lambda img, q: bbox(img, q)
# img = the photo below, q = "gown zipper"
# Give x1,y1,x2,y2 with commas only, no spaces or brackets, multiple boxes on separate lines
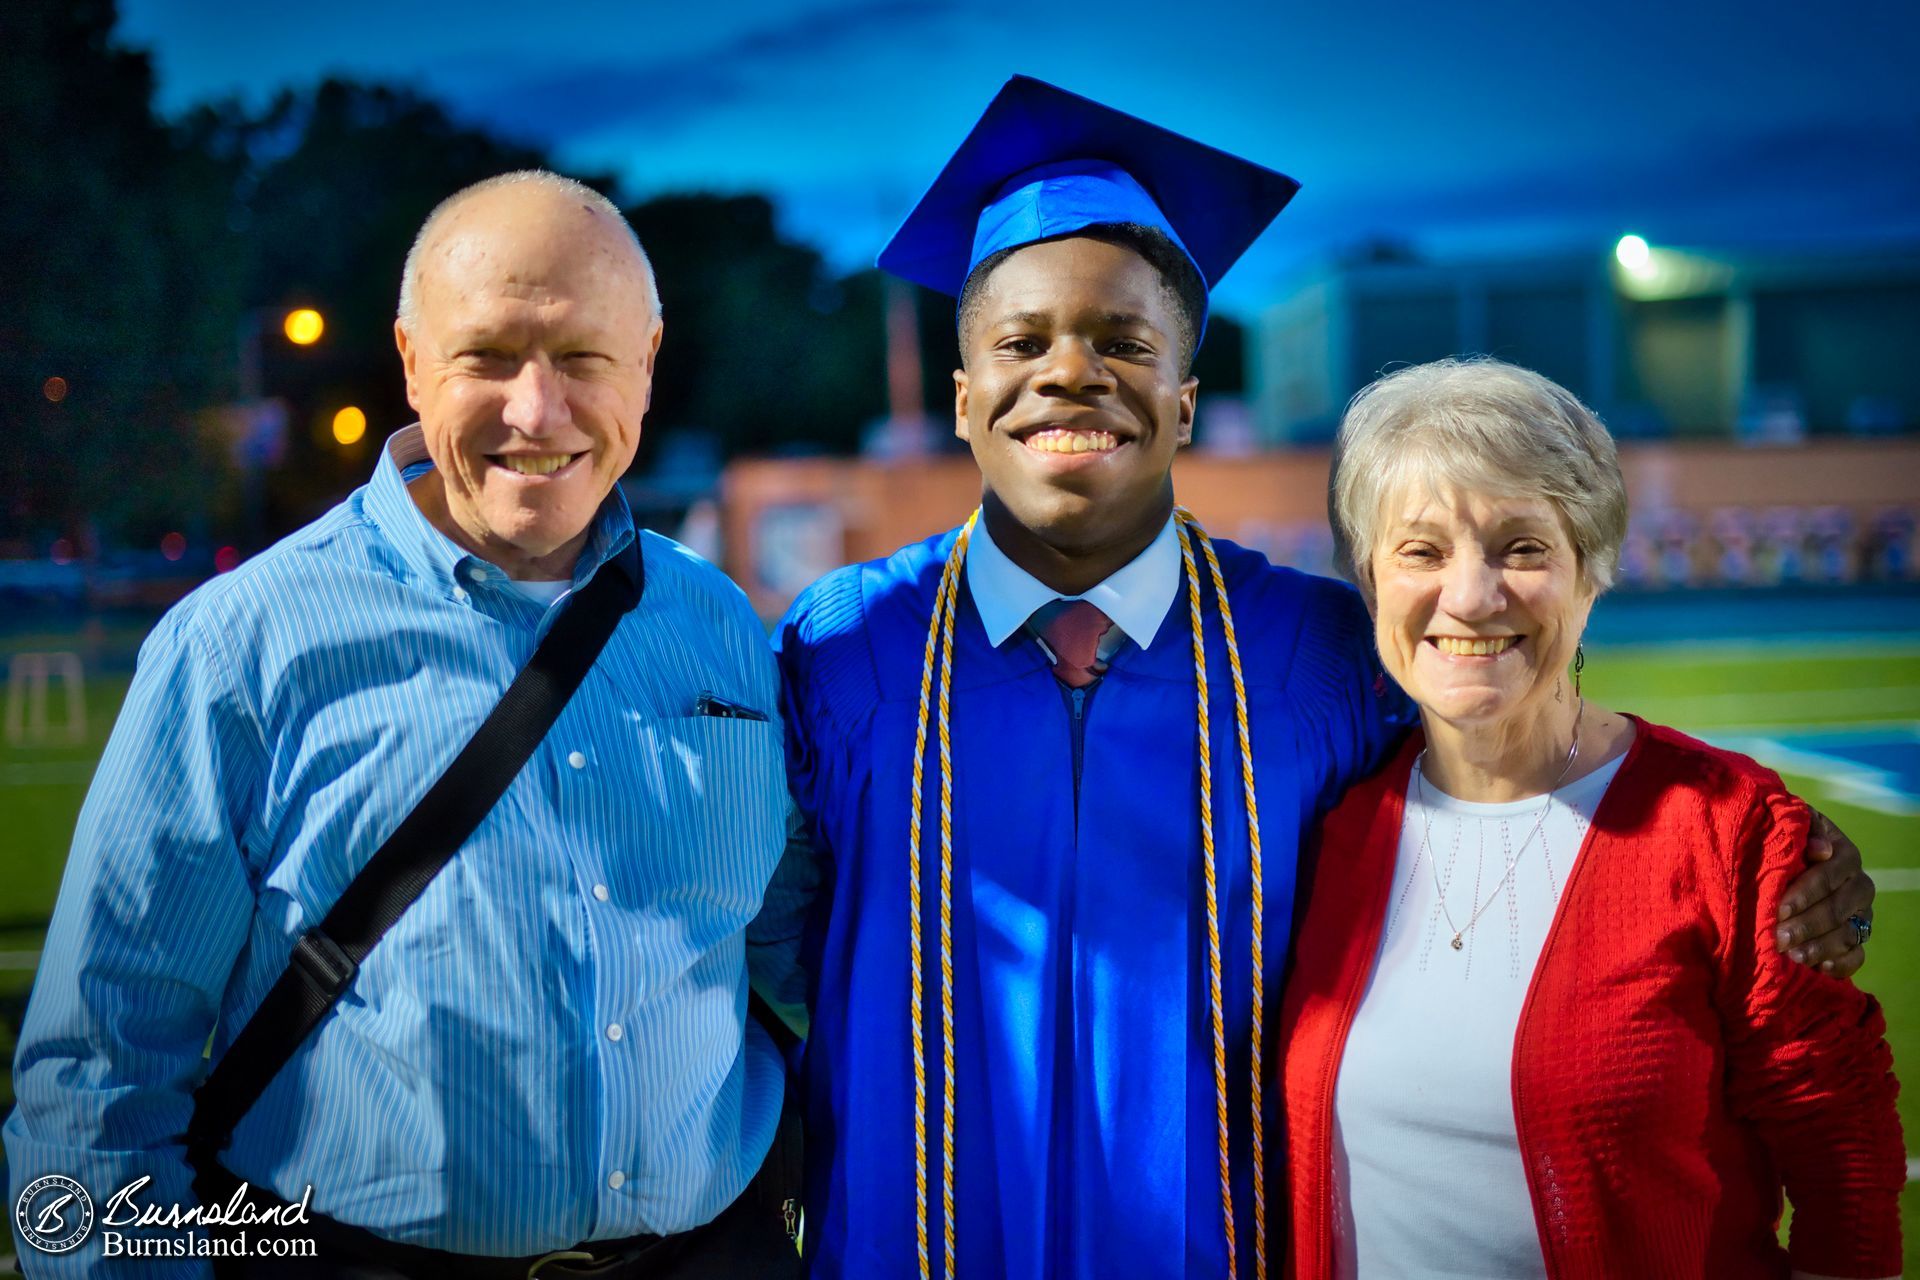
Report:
1066,683,1092,811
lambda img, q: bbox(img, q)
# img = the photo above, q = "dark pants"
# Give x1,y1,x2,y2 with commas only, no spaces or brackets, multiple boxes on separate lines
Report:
206,1106,803,1280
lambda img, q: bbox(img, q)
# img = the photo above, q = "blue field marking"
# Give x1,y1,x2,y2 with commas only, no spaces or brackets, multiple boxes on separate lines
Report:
1708,722,1920,816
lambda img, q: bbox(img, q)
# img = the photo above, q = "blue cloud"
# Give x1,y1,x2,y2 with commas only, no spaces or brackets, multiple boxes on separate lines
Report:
439,0,966,144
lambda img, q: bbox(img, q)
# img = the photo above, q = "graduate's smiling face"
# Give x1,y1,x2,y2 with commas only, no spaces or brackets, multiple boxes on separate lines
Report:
954,236,1197,558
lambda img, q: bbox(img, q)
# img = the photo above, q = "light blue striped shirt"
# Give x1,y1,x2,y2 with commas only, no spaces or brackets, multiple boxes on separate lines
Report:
6,427,803,1273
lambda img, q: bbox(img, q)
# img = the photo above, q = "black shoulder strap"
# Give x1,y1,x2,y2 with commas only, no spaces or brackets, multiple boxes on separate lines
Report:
186,546,643,1174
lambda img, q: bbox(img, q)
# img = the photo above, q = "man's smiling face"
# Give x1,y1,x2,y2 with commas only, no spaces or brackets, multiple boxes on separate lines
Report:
953,235,1197,560
396,183,662,579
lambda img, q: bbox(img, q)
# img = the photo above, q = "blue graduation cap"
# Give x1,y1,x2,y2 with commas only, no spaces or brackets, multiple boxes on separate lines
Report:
878,75,1300,341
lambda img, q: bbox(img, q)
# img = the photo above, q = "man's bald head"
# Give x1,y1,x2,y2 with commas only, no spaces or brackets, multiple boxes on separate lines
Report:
397,170,660,332
392,169,667,581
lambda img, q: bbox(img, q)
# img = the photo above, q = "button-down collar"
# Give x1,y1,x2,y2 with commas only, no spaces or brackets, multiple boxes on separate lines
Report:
966,513,1181,651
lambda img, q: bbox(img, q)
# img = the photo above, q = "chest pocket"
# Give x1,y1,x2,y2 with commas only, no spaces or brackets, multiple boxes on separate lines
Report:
618,714,787,939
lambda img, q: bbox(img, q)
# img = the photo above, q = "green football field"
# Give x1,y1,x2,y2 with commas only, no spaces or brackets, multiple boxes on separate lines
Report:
2,632,1916,1269
1587,638,1920,1274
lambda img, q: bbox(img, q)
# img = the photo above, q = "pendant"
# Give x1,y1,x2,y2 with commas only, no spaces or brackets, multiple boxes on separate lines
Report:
1450,935,1464,951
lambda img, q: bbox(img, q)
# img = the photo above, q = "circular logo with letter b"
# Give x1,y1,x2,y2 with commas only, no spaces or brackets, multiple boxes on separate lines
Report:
15,1174,96,1254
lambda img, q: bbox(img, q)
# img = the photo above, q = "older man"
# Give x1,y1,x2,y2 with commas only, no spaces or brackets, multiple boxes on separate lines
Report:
6,172,803,1278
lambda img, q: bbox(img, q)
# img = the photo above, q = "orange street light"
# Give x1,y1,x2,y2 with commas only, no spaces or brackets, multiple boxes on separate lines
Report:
283,308,326,345
331,405,368,446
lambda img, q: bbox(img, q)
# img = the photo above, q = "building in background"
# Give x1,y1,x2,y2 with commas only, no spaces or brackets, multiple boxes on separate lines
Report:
1254,240,1920,445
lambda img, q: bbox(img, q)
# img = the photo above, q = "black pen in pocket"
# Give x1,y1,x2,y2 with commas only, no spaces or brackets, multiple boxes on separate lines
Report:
694,691,770,722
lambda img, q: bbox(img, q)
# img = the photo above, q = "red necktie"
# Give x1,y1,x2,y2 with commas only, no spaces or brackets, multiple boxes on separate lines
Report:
1036,600,1114,688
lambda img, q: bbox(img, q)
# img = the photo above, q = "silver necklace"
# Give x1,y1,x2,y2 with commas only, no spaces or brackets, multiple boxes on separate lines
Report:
1414,701,1583,952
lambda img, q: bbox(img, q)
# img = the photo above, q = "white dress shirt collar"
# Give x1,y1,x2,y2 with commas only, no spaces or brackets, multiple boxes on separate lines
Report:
965,513,1182,651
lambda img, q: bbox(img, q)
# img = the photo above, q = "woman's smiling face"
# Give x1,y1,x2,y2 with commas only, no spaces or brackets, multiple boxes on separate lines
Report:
1369,483,1595,732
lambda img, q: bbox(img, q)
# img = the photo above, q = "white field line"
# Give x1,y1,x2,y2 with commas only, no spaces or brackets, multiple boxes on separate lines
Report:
0,949,42,969
1706,735,1920,817
1909,1156,1920,1182
1873,868,1920,892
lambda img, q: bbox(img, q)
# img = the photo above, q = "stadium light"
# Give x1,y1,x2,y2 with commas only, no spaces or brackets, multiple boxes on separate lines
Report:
283,308,326,346
331,405,368,446
1614,235,1653,276
1612,237,1735,302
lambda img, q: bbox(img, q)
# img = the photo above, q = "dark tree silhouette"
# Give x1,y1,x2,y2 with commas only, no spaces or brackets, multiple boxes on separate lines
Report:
0,0,246,549
627,194,885,464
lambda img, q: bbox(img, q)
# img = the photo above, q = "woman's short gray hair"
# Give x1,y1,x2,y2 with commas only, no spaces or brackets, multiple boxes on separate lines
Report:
1329,357,1628,595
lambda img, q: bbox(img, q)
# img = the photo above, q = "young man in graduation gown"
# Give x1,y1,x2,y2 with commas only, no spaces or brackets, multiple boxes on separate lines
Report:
771,77,1877,1280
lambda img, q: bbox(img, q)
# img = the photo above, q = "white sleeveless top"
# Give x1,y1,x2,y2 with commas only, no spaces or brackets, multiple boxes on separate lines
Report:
1331,753,1626,1280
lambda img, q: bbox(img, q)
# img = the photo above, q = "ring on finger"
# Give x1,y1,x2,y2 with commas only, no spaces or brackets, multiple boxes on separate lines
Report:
1846,913,1872,947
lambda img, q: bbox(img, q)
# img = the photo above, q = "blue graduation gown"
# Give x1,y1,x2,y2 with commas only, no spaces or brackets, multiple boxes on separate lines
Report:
776,526,1407,1279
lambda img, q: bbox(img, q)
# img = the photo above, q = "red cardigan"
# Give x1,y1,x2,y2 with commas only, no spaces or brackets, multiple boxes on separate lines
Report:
1280,719,1904,1279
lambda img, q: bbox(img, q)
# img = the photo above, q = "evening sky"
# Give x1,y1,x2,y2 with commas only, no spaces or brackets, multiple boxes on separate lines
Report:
120,0,1920,314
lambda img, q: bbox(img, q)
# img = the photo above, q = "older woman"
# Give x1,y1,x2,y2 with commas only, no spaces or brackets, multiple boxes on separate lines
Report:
1280,358,1904,1279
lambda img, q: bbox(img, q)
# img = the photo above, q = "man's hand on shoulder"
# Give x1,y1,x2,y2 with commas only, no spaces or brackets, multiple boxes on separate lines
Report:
1776,809,1875,979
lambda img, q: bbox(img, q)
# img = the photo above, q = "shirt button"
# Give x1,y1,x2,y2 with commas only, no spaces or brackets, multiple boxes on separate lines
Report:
606,1023,624,1042
607,1170,625,1190
592,884,609,902
451,586,468,603
568,750,587,770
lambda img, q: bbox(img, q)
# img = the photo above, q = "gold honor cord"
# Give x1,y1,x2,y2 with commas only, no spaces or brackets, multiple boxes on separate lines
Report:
1172,511,1234,1277
908,511,976,1280
907,508,1266,1280
1183,506,1269,1279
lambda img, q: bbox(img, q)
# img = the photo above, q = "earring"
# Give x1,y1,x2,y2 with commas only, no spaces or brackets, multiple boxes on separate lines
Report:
1573,643,1586,699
